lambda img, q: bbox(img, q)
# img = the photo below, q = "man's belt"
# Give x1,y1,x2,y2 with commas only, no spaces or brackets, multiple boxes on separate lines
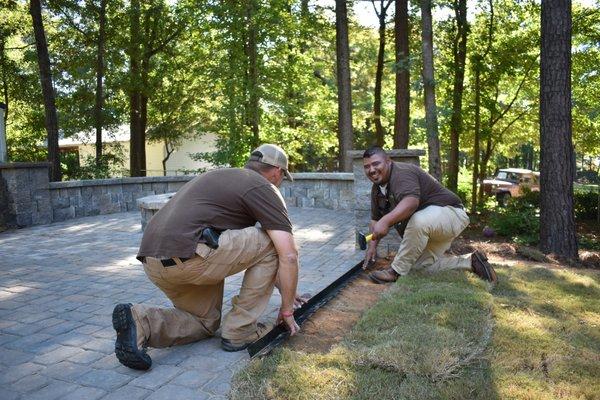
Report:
160,257,189,267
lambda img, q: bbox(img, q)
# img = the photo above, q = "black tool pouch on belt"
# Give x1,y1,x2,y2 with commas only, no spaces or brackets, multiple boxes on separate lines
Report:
202,228,221,249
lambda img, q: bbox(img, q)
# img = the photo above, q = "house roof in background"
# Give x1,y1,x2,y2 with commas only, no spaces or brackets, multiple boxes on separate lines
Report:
59,125,129,146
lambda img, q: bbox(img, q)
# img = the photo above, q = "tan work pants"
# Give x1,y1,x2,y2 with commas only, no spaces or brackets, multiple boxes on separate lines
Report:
132,226,278,348
391,205,471,276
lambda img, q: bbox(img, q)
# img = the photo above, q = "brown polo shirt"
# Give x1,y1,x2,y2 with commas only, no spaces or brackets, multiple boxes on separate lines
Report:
371,162,463,222
138,168,292,260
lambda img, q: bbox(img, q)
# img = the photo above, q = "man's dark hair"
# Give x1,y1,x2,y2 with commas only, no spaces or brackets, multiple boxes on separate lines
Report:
245,160,278,174
363,146,388,158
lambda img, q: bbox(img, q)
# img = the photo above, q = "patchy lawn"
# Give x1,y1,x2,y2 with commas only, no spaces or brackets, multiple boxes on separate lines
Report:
231,263,600,400
492,264,600,399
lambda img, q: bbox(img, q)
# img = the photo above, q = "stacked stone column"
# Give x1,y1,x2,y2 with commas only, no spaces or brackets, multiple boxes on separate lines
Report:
0,163,52,230
348,149,425,256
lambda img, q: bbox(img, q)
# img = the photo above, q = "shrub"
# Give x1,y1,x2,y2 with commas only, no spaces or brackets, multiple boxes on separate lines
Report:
489,193,540,245
574,189,599,221
63,154,124,180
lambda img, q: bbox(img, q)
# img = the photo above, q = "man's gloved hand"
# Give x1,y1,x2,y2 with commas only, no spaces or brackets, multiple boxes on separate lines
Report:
277,309,300,335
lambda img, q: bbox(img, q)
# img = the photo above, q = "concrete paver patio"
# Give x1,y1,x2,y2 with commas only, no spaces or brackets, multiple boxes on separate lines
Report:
0,207,361,399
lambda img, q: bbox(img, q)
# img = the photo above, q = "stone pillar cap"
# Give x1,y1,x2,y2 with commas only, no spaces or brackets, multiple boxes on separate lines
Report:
347,149,425,159
0,162,52,169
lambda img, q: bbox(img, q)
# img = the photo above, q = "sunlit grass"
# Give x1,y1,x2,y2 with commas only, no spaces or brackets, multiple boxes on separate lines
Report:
232,270,495,399
491,265,600,400
231,264,600,400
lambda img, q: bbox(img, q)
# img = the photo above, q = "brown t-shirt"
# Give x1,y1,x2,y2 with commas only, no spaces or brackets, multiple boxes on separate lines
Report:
370,162,463,222
138,168,292,259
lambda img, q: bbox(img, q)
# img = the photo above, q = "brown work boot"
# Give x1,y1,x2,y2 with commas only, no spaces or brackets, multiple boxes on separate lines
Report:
369,267,399,284
221,322,270,352
471,251,498,283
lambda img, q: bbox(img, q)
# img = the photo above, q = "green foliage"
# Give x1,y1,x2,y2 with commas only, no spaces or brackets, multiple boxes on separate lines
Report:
574,188,599,220
579,235,600,251
62,153,124,180
489,187,598,246
489,190,540,245
455,166,473,204
2,0,599,180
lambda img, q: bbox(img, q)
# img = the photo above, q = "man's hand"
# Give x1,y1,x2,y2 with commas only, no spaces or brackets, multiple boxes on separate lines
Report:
371,219,390,241
277,309,300,335
363,240,377,269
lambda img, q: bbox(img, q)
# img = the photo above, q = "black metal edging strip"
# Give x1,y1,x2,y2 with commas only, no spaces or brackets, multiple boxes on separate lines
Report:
247,260,364,358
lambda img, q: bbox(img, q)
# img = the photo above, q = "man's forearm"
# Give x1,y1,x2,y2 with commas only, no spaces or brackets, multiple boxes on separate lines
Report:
277,258,298,312
380,197,419,227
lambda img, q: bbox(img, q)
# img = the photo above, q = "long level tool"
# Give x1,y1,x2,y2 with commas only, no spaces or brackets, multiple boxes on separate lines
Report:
247,259,364,358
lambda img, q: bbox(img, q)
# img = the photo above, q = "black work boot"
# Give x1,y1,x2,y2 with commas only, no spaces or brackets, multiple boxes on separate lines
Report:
112,303,152,370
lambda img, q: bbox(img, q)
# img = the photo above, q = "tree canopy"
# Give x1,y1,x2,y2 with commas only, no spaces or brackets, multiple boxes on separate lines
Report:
1,0,598,178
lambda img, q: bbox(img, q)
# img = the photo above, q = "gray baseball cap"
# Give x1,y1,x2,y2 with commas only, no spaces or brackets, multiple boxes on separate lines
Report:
250,144,293,181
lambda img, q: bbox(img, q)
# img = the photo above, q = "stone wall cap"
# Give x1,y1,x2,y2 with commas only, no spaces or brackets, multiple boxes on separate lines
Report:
47,172,354,189
0,162,52,170
347,149,426,159
49,175,194,189
291,172,353,181
137,192,176,209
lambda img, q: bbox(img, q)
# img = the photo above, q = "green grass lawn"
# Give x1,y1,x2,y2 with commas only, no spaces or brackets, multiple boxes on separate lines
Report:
231,264,600,400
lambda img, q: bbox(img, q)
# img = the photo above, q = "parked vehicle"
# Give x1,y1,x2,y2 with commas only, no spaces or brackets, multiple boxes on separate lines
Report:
482,168,540,206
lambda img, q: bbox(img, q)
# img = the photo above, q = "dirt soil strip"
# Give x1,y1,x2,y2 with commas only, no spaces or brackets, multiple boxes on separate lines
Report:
249,260,369,357
286,259,392,353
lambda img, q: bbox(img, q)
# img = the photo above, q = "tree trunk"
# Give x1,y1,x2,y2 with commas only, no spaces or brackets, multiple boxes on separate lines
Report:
335,0,354,171
373,0,391,147
472,0,493,209
447,0,468,192
140,50,150,175
301,0,309,53
471,66,481,213
162,139,174,177
29,0,61,181
420,0,441,180
129,0,143,176
94,0,106,167
1,40,9,128
394,0,410,149
245,1,260,148
539,0,577,258
140,90,148,174
29,0,62,182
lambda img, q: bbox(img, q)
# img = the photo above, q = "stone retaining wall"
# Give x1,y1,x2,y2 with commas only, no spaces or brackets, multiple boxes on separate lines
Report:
0,164,355,229
1,150,423,243
136,173,353,230
0,163,52,229
49,176,191,222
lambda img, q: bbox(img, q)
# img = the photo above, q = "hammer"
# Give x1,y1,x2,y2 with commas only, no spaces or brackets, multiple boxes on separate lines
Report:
357,231,373,250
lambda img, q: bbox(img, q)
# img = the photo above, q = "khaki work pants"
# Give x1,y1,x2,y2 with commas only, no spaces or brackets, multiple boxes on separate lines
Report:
391,205,471,276
132,226,278,348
